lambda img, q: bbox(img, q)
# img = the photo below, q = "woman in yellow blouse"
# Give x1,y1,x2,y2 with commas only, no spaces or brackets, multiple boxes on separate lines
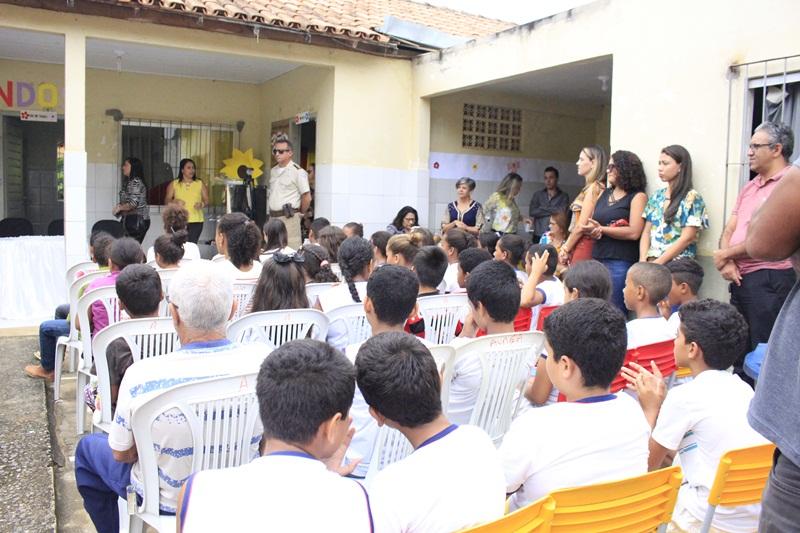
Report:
164,158,209,243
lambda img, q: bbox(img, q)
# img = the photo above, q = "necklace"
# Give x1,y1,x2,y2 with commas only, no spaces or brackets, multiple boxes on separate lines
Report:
607,189,626,206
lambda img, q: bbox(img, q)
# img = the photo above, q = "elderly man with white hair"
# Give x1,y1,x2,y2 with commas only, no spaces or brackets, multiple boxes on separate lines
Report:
74,261,268,533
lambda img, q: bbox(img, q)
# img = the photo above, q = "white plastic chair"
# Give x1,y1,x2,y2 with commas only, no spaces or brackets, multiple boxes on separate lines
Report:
325,303,372,346
417,294,469,345
231,281,257,320
54,270,111,400
154,269,180,317
364,424,414,487
227,308,328,347
65,260,97,287
74,286,124,434
428,344,457,417
305,282,337,307
126,372,262,533
91,318,180,434
454,331,544,446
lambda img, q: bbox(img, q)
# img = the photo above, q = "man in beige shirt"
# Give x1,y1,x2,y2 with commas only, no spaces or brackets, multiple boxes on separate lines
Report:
268,139,311,249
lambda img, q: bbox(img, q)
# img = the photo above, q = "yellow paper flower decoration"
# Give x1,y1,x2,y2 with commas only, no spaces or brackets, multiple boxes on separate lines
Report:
220,148,264,181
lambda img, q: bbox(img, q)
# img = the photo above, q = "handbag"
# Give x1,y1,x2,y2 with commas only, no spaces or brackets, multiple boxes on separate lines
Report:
123,214,146,236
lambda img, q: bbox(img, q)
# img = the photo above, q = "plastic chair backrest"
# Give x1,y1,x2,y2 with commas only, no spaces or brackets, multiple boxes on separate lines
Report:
535,305,560,331
129,373,262,520
76,286,124,370
65,270,108,341
428,344,457,416
455,332,545,445
707,443,775,508
326,303,373,346
548,465,682,532
305,282,337,307
458,495,554,533
610,340,676,393
364,424,414,485
417,293,469,345
231,281,257,320
155,268,180,317
66,261,97,286
0,216,34,237
610,350,639,393
92,318,180,428
226,309,329,346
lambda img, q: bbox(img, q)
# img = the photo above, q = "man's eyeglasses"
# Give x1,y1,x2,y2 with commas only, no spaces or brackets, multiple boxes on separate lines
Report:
748,143,774,151
272,148,290,155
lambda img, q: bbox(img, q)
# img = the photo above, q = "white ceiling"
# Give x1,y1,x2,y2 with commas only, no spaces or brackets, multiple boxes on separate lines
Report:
0,27,300,84
478,56,613,105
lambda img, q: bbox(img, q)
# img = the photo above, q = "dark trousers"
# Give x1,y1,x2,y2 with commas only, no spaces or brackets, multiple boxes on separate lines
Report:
125,219,150,244
186,222,203,244
75,433,133,533
759,449,800,532
730,268,796,353
599,259,634,314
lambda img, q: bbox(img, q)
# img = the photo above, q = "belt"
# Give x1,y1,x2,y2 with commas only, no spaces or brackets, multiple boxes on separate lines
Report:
269,209,297,218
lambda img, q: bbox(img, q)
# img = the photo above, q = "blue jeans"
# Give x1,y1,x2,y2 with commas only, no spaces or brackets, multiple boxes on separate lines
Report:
75,433,133,533
599,259,633,314
39,319,69,371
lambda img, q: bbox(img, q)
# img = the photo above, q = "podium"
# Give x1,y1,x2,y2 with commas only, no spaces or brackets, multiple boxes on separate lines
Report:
221,179,267,229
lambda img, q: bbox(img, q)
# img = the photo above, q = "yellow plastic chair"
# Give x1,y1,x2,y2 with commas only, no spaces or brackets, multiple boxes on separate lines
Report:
700,443,776,533
547,466,682,532
459,495,554,533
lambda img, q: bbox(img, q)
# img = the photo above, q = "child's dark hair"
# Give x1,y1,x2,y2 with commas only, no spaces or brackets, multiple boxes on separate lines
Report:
299,244,339,283
387,233,423,264
629,262,672,304
367,265,419,326
218,213,261,268
467,260,520,323
263,218,288,251
666,257,704,295
161,203,189,233
317,226,346,263
679,299,749,370
343,222,364,238
154,230,187,266
355,332,441,428
563,260,612,300
527,243,558,276
310,217,331,238
257,339,355,445
479,232,500,255
413,245,448,289
544,298,627,388
90,231,115,267
110,237,145,269
116,264,162,316
251,257,309,312
444,228,476,255
458,247,493,275
497,234,526,267
370,230,391,259
338,237,373,303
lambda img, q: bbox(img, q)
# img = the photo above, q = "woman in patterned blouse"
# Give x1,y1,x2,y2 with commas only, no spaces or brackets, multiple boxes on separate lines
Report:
482,172,527,235
640,145,708,263
113,157,150,243
441,177,484,236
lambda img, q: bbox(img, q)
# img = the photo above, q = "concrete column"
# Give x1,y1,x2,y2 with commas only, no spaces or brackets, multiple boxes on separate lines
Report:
63,31,88,267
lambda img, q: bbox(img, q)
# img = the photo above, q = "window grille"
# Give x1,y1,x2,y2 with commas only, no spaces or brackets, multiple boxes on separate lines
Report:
462,103,522,152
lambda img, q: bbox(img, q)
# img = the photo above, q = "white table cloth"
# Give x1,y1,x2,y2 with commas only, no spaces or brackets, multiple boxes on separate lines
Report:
0,236,66,320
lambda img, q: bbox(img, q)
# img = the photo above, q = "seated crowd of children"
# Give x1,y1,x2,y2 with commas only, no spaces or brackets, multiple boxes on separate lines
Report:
41,205,770,533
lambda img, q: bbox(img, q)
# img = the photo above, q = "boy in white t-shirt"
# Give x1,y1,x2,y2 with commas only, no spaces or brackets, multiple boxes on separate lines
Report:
622,299,769,533
623,262,675,349
177,339,373,532
520,243,565,330
356,332,506,532
524,259,612,406
344,265,427,477
500,298,651,511
663,257,704,336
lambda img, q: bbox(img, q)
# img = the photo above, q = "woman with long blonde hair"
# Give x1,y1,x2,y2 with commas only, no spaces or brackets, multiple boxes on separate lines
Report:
560,145,608,264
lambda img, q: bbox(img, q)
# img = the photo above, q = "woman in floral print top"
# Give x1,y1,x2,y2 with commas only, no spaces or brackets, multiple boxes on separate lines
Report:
640,145,708,263
482,172,528,235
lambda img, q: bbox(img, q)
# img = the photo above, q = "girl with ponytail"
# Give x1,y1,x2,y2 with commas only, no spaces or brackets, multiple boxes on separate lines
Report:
299,244,339,283
153,229,188,269
215,212,263,280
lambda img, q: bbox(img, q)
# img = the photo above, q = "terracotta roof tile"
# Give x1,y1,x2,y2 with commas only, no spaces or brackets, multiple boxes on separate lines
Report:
116,0,514,45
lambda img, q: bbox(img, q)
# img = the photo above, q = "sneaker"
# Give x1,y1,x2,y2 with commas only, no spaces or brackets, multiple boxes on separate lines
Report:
33,350,41,361
24,365,54,382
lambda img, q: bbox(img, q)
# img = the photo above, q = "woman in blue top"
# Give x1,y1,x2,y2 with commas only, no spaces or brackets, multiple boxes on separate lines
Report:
441,177,484,236
639,145,709,264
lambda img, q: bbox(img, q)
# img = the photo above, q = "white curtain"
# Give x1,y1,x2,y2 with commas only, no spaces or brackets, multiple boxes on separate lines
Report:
766,82,800,163
0,236,66,320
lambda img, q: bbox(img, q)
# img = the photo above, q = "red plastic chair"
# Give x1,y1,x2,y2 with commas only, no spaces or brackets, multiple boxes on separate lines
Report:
535,305,560,331
611,339,676,393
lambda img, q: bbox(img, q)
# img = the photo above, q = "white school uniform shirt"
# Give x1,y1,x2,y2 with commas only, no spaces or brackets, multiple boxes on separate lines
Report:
370,425,506,533
217,258,263,281
146,242,201,263
441,262,461,294
344,337,432,478
626,316,675,349
500,393,651,511
446,337,483,425
319,282,368,352
108,340,269,513
666,311,681,336
180,452,373,533
515,269,529,285
652,370,769,532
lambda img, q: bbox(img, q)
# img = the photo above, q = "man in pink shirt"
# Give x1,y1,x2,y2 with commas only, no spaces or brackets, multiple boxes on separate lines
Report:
715,121,796,374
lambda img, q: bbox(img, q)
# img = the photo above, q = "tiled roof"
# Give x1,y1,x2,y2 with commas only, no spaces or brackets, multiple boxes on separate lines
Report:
115,0,515,43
